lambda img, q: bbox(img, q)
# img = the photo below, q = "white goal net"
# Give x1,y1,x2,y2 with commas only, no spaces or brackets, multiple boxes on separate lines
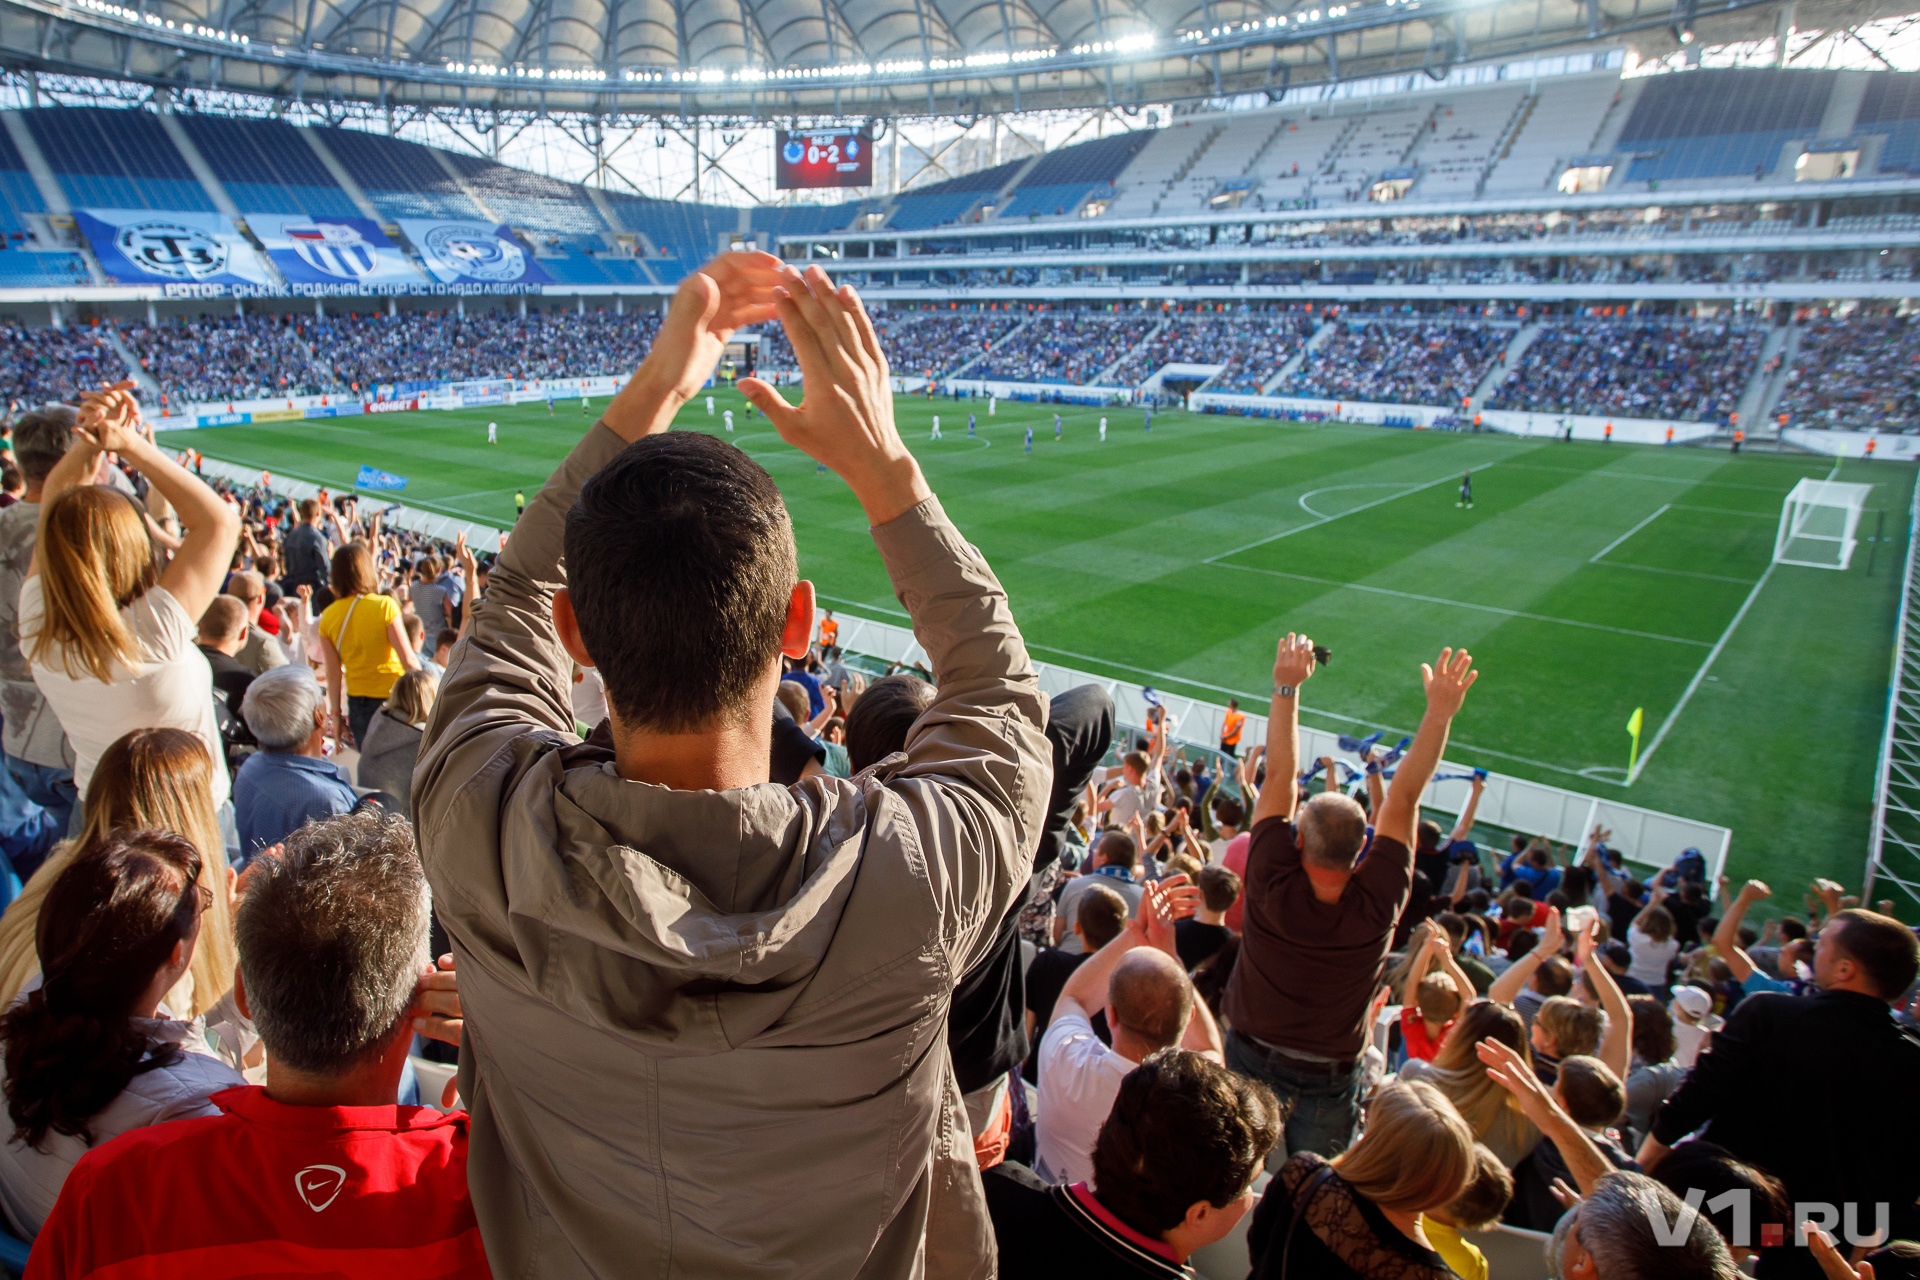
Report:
1775,478,1873,571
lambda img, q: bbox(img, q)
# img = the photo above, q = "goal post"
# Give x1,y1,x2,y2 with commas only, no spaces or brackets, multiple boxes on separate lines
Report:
1775,479,1873,571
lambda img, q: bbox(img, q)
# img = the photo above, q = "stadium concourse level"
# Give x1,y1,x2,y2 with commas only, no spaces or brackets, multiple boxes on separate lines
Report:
1486,320,1769,424
0,265,1916,1278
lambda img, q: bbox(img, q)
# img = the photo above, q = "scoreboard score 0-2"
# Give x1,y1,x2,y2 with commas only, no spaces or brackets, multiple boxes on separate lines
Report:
776,128,874,189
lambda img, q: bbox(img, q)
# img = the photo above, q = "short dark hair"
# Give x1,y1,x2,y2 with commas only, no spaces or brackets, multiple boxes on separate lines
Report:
1649,1141,1789,1253
1095,829,1138,872
1077,882,1129,950
1444,1144,1515,1231
1197,864,1241,914
1092,1049,1283,1237
197,595,246,641
434,627,458,653
1416,819,1444,853
236,811,429,1075
11,405,78,486
1830,908,1920,999
565,433,796,732
1211,795,1244,829
1556,1055,1625,1128
1779,918,1809,942
1533,955,1574,996
1628,993,1676,1065
844,674,935,772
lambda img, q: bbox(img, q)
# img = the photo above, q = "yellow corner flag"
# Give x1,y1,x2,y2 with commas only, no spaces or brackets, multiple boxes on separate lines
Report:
1626,706,1645,776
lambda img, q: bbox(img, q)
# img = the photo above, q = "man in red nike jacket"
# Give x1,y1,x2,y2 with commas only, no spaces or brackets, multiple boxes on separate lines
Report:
29,811,489,1280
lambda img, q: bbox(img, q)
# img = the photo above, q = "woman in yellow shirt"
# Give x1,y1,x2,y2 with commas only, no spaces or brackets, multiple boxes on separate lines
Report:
316,542,418,748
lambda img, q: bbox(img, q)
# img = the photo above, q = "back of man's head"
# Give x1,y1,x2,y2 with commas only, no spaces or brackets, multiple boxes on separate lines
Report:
844,673,934,771
1538,995,1602,1058
1211,795,1245,830
1095,829,1138,873
1533,955,1574,997
565,433,795,733
1828,908,1920,999
774,679,810,724
1091,1049,1282,1239
228,570,265,605
1555,1055,1625,1128
235,811,429,1075
1108,949,1193,1054
1121,749,1149,781
1556,1172,1738,1280
298,497,321,523
1416,819,1444,854
1295,793,1369,871
1077,883,1129,951
198,595,247,646
1197,864,1241,915
241,663,323,751
11,405,78,488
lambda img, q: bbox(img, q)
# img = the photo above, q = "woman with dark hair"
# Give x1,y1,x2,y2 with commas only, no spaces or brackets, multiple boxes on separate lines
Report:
315,540,418,749
1621,993,1685,1145
0,831,245,1235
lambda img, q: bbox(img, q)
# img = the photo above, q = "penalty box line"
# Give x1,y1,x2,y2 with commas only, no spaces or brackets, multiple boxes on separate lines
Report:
1203,464,1497,566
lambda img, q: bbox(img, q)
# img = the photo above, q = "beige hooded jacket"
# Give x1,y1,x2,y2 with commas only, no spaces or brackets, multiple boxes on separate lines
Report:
414,422,1051,1279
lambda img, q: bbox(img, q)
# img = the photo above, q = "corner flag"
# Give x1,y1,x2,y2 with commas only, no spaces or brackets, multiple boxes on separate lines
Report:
1626,706,1645,775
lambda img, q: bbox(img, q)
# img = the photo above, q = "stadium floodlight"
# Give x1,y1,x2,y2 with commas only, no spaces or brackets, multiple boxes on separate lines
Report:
1774,478,1873,571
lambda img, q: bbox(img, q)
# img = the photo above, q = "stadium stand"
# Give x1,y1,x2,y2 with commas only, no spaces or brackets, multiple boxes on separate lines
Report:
1857,72,1920,174
177,115,362,218
1280,316,1509,405
444,152,609,234
603,194,736,281
0,319,124,404
1776,315,1920,430
1101,119,1219,218
750,202,866,237
1409,88,1530,199
1481,74,1627,194
317,128,487,220
1618,67,1834,183
124,314,335,403
887,157,1026,230
1486,318,1765,422
0,124,45,237
1314,107,1429,202
1105,310,1317,389
974,311,1160,384
22,106,215,212
995,132,1154,220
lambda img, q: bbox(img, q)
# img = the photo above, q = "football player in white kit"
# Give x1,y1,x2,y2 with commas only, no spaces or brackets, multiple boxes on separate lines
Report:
930,414,942,440
723,409,734,432
1099,417,1108,441
487,421,497,444
706,394,715,415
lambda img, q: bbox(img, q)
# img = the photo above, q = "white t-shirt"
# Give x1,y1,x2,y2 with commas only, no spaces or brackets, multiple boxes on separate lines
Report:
18,579,231,810
1034,996,1136,1187
1627,926,1680,986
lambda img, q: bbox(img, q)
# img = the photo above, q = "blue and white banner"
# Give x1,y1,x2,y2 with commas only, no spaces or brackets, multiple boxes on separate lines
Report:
76,209,273,288
398,220,552,287
356,465,408,491
250,214,424,290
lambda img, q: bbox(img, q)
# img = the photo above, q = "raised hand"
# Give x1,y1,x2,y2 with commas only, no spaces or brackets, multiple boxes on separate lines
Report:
411,953,463,1047
76,380,143,454
1538,905,1565,957
1272,633,1316,690
1421,647,1479,718
739,265,929,527
1738,879,1772,904
634,252,783,409
1476,1036,1556,1123
1133,874,1198,958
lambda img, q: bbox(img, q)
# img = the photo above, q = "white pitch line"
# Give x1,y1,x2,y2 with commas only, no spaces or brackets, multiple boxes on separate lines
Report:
1204,465,1495,565
1212,562,1712,647
1589,504,1671,564
1592,562,1759,586
1627,558,1777,785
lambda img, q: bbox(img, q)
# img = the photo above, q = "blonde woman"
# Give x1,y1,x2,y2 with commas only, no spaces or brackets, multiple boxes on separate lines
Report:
19,385,240,826
1398,1000,1541,1169
316,541,417,749
1247,1079,1476,1280
355,669,438,817
0,728,237,1021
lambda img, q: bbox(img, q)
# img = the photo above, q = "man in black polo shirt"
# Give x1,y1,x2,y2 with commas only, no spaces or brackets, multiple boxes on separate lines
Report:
1640,908,1920,1279
1223,635,1480,1158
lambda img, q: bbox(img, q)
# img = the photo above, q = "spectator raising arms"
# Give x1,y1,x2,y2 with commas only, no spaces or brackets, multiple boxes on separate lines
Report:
0,831,244,1238
315,541,418,749
1224,636,1478,1158
0,728,237,1022
18,383,240,825
413,254,1052,1278
25,812,487,1279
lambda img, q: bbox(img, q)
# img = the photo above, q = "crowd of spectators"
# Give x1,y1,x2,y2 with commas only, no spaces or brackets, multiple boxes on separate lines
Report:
123,315,334,405
1776,316,1920,432
0,253,1910,1280
748,309,1023,381
310,309,665,389
1280,319,1509,407
975,312,1163,385
0,324,121,410
1106,312,1318,391
1487,320,1767,423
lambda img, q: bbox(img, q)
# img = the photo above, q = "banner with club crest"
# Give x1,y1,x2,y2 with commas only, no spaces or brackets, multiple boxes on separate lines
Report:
75,209,274,288
397,220,552,288
249,214,426,289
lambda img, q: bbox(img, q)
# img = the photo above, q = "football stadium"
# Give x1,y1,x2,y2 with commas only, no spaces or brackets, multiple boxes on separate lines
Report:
0,0,1919,1270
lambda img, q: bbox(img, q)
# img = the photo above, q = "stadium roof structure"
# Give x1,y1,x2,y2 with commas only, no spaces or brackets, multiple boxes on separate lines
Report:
0,0,1899,118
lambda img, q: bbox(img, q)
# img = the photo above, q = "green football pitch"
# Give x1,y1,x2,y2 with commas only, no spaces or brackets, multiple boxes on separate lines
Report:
160,389,1913,903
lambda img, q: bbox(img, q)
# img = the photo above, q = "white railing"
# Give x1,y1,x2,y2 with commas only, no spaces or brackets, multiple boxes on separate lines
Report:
1866,480,1920,910
831,609,1731,889
192,455,510,553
